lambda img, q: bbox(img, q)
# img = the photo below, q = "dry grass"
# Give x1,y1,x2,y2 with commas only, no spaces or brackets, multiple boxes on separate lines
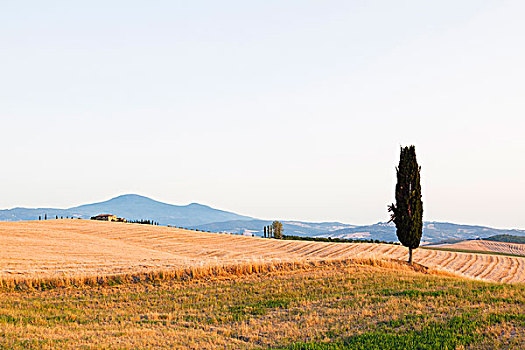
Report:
0,262,522,349
0,257,452,291
0,220,524,284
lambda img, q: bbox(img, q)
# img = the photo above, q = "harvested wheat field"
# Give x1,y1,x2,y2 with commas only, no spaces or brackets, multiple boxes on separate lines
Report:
426,239,525,257
0,220,523,284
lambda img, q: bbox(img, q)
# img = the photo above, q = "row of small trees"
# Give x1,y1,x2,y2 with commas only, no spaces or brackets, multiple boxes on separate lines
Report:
263,220,283,239
38,215,75,220
129,219,160,225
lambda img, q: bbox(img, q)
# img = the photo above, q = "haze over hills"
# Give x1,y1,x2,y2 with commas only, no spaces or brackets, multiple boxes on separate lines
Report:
195,219,525,243
1,194,524,242
314,222,525,243
0,194,252,227
194,220,355,238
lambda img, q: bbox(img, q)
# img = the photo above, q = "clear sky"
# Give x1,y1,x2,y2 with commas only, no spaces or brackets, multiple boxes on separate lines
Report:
1,1,524,229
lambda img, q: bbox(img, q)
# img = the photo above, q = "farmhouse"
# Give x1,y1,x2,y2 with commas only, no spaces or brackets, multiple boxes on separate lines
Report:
91,214,118,222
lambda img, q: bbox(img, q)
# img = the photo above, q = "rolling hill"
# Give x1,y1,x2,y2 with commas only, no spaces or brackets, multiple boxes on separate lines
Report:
0,220,523,284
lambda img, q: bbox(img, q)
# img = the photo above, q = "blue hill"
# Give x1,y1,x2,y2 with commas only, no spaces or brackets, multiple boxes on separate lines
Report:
0,194,252,227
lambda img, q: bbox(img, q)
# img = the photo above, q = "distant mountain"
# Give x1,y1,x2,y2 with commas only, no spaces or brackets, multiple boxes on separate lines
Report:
2,194,524,243
0,194,252,227
316,221,525,243
194,220,354,237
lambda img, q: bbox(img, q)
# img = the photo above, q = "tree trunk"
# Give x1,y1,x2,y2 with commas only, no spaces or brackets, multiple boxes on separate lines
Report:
408,247,413,264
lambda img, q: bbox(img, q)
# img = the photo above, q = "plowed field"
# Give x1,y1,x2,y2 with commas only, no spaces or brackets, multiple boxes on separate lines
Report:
426,239,525,257
0,220,523,283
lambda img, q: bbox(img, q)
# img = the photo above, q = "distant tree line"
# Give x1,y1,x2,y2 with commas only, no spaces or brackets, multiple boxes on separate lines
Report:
485,234,525,244
129,219,160,225
282,235,400,245
38,214,75,220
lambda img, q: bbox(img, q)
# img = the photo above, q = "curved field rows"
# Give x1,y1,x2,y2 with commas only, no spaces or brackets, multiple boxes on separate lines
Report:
0,220,523,283
426,239,525,256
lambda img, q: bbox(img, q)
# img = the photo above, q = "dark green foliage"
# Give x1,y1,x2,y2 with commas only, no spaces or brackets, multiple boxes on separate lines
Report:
388,146,423,263
129,219,156,225
485,234,525,244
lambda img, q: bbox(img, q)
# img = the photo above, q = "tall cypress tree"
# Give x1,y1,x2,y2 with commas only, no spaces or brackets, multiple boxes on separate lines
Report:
388,145,423,264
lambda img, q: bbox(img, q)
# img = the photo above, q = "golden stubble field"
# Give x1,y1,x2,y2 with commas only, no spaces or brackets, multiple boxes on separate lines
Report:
426,239,525,256
0,220,523,284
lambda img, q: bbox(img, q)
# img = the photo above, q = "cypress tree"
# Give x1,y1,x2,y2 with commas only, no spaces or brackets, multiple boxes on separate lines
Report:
263,226,267,238
388,145,423,264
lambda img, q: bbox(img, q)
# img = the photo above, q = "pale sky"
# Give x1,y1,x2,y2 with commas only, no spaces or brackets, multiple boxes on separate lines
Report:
1,1,524,229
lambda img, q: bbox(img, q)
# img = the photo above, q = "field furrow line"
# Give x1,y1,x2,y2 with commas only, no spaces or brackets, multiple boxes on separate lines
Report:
381,245,401,257
418,249,438,266
313,244,357,259
500,257,518,283
285,242,331,256
449,252,471,272
470,255,492,279
510,258,525,283
476,255,499,280
491,257,512,282
435,251,455,268
491,257,514,282
459,253,479,275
